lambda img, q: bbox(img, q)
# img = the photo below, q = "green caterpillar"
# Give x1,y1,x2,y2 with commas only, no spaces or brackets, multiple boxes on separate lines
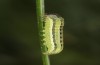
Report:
42,15,64,55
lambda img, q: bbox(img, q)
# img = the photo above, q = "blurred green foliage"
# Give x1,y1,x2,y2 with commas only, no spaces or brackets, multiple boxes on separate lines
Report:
0,0,100,65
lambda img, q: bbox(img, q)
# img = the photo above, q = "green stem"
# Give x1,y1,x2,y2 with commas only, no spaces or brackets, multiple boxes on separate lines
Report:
36,0,50,65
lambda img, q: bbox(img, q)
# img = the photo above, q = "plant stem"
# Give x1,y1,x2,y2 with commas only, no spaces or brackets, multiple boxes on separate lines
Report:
36,0,50,65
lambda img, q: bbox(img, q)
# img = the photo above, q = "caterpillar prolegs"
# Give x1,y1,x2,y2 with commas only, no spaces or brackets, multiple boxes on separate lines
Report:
42,15,64,55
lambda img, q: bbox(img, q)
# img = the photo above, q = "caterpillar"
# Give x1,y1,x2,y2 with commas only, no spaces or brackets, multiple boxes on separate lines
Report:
42,15,64,55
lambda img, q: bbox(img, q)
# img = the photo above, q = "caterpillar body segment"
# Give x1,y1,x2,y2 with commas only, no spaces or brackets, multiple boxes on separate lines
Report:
42,15,64,55
42,15,55,54
50,17,64,54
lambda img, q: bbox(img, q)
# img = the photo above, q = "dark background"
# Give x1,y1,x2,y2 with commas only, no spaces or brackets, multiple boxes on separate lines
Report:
0,0,100,65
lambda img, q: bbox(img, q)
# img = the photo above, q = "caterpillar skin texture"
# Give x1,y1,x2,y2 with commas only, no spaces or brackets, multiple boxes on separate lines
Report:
43,15,55,54
43,15,64,55
50,17,64,54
